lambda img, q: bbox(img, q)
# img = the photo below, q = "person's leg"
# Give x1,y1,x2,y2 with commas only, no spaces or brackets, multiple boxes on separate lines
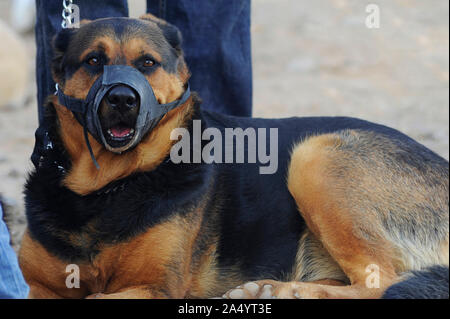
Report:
33,0,129,167
147,0,252,117
0,200,29,298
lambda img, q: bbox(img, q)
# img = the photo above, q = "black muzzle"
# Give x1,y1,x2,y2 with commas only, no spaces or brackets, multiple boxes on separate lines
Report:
57,65,191,169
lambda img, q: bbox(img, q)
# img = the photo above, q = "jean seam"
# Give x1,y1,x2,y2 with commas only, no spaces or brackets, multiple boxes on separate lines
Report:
159,0,167,19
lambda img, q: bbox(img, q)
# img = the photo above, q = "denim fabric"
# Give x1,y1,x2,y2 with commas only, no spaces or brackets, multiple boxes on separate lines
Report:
32,0,252,167
147,0,253,117
0,202,29,299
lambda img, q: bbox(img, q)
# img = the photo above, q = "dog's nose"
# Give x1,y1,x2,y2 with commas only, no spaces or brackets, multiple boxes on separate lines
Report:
106,85,138,111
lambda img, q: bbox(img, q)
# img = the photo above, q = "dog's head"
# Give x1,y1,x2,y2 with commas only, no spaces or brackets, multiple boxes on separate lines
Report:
52,15,190,150
50,15,193,194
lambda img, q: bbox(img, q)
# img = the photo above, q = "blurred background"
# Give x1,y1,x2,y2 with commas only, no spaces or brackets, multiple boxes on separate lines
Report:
0,0,448,249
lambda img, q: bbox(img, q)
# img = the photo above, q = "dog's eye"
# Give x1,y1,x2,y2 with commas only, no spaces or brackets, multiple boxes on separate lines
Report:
87,57,100,66
143,58,155,67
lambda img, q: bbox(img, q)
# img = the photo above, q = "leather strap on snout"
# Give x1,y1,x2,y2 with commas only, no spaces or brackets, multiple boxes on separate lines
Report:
56,80,103,170
57,90,86,114
56,76,102,115
157,84,191,117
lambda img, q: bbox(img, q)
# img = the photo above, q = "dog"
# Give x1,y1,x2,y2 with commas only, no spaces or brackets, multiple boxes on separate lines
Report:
18,15,449,299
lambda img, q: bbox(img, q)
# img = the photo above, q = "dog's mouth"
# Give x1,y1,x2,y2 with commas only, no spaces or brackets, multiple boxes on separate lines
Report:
98,85,140,152
103,123,136,149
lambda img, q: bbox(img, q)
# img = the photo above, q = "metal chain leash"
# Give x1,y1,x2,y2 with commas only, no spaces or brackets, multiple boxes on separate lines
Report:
56,0,77,94
61,0,75,29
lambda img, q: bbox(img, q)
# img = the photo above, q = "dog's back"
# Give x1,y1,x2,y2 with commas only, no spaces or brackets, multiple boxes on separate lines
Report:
383,266,449,299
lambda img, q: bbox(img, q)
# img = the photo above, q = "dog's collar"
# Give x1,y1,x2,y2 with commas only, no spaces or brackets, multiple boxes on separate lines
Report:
94,181,127,196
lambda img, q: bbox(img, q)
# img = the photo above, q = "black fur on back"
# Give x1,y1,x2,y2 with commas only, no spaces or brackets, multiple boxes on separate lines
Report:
383,266,449,299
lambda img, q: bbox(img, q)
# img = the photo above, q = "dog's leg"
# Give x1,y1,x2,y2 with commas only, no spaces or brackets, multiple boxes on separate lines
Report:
19,232,90,298
225,130,449,299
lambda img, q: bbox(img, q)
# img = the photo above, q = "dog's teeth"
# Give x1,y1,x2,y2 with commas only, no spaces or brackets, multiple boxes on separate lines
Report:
106,128,134,139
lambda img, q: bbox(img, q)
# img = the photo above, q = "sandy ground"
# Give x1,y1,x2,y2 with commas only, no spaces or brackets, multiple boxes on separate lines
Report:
0,0,448,251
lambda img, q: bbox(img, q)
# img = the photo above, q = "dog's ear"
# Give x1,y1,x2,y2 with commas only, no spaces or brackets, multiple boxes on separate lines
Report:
51,28,77,85
139,14,190,83
140,14,183,55
51,20,92,85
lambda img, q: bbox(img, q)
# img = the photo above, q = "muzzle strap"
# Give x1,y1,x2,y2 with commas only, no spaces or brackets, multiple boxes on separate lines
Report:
156,84,191,118
57,90,86,114
82,113,100,170
56,76,102,114
57,88,100,170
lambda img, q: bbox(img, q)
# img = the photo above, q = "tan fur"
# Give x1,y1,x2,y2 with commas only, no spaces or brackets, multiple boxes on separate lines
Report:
78,36,121,65
282,130,449,298
290,230,348,284
122,38,163,64
187,244,220,297
19,232,88,299
20,205,217,299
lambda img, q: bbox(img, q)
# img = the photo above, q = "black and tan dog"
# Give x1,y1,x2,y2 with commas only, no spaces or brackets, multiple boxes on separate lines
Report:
19,15,449,299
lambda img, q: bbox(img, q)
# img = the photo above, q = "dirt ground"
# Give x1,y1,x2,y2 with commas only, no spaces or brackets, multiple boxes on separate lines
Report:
0,0,448,250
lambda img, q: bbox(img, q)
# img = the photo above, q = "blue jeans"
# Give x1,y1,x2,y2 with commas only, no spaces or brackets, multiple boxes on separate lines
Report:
0,202,29,298
146,0,252,117
32,0,252,166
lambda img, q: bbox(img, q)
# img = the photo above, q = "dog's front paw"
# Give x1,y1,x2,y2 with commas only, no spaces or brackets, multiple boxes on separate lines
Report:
222,280,278,299
223,280,332,299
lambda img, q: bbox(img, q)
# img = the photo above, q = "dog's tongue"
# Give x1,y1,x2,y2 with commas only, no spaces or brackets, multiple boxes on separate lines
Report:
111,126,131,138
